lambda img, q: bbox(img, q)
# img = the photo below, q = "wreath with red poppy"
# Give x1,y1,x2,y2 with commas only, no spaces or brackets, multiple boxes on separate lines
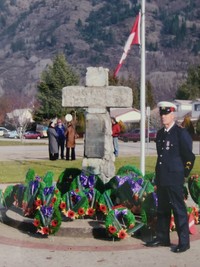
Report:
188,174,200,207
60,189,89,219
33,185,61,235
105,206,136,239
98,189,113,215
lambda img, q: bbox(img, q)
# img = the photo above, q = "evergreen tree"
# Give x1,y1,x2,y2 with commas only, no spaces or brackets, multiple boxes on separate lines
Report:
176,65,200,100
109,72,139,108
146,80,156,109
34,54,79,121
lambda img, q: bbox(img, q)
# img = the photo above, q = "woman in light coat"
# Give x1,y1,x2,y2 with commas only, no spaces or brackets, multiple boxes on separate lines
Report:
65,121,78,160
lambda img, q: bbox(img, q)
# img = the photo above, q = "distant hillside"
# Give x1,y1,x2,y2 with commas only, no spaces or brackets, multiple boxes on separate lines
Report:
0,0,200,103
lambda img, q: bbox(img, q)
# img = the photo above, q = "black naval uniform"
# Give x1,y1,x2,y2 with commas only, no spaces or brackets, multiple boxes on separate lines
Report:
155,123,195,248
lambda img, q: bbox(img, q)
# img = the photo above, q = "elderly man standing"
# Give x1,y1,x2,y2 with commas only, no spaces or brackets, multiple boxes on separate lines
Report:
146,101,195,253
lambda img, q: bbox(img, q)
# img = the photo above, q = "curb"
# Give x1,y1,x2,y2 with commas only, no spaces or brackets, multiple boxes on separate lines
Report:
2,206,108,238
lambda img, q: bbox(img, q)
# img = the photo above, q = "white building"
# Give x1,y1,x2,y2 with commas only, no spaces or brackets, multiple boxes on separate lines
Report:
174,100,193,122
110,108,141,123
192,99,200,120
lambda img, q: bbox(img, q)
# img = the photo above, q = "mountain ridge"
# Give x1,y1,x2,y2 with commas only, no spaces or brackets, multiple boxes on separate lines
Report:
0,0,200,103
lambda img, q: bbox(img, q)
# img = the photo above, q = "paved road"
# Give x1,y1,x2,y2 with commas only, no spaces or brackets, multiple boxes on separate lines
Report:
0,139,199,161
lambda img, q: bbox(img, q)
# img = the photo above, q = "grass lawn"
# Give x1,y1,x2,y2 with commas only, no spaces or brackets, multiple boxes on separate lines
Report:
0,155,199,184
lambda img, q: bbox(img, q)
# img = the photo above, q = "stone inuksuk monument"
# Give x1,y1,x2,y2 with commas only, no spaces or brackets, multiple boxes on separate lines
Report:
62,67,132,183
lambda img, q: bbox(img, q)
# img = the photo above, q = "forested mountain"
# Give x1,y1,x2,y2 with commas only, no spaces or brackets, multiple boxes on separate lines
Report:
0,0,200,103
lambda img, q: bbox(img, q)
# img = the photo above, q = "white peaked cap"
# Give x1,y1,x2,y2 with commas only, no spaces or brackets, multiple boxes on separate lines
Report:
157,101,177,111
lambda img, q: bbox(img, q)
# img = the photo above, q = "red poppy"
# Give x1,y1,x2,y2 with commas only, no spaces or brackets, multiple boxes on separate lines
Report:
87,208,95,217
78,208,85,216
67,210,75,219
35,199,42,207
129,224,135,229
33,219,40,227
99,204,107,213
51,197,57,204
60,202,66,209
108,225,117,234
51,220,58,227
41,227,49,235
75,189,79,193
118,229,127,239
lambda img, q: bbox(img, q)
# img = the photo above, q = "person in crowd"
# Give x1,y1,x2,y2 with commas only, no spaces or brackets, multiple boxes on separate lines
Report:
146,101,195,253
181,115,195,137
65,120,78,160
47,121,59,160
55,119,66,159
111,117,121,157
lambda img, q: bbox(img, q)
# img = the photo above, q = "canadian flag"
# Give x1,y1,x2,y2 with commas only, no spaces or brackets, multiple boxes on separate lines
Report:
114,12,141,77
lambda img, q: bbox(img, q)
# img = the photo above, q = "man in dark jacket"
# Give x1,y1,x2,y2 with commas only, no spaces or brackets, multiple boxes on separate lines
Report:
146,101,195,253
55,119,66,159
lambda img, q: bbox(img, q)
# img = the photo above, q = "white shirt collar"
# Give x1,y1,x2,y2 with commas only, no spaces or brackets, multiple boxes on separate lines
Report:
165,122,175,132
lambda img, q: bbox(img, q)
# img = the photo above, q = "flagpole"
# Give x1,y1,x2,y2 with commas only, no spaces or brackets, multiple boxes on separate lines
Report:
140,0,146,176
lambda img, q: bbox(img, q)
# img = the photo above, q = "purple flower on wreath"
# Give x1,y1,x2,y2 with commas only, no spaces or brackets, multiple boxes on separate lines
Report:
80,173,88,187
43,186,55,196
35,175,42,181
152,192,158,207
70,191,81,204
85,189,94,202
30,180,39,195
40,206,53,217
114,209,128,218
88,175,95,188
18,184,25,194
131,182,142,194
116,175,130,186
80,173,95,188
136,178,144,186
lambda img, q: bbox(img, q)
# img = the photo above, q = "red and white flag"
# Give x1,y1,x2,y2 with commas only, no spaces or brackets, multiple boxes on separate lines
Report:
114,12,141,77
188,213,197,235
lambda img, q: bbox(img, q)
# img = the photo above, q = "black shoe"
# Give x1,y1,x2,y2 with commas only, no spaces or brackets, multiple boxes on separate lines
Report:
173,244,190,253
146,238,171,247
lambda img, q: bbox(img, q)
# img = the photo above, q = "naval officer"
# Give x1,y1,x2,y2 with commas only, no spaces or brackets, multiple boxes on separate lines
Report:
147,101,195,253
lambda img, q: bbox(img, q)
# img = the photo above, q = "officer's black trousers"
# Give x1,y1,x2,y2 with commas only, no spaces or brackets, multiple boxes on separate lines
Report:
156,185,189,246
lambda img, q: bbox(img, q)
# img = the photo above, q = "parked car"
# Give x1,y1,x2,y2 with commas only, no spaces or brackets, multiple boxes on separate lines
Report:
119,128,157,142
0,127,10,136
3,130,19,139
23,131,42,139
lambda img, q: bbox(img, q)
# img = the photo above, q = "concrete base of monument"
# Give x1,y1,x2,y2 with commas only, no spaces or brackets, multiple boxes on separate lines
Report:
1,206,156,244
1,206,108,238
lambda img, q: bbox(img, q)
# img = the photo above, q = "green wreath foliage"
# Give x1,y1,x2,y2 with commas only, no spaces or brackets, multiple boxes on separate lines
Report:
105,207,136,239
188,174,200,207
60,189,89,219
33,206,62,235
56,168,82,195
116,165,143,177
